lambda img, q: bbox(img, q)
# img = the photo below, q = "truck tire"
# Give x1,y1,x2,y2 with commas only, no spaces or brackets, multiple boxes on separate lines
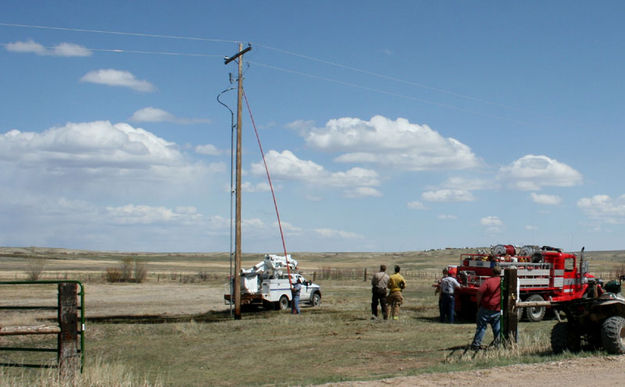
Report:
310,292,321,307
525,294,546,322
551,322,580,353
278,295,290,311
601,316,625,354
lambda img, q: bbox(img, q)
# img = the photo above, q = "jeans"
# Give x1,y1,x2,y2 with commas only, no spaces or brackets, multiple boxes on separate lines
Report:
371,288,388,319
440,294,455,323
292,294,300,314
471,307,500,348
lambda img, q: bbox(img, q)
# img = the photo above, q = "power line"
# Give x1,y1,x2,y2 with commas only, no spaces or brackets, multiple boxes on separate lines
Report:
1,42,225,58
250,61,530,126
256,43,523,113
0,21,531,121
0,22,240,44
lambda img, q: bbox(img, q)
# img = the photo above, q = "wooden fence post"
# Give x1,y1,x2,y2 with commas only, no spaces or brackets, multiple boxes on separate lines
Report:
58,283,79,375
502,268,518,345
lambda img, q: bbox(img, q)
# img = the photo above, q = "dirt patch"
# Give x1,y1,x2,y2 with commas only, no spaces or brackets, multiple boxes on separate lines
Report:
323,355,625,386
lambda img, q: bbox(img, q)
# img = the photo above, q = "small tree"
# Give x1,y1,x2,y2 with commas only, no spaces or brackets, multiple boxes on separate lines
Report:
26,258,47,281
134,261,148,283
120,258,133,282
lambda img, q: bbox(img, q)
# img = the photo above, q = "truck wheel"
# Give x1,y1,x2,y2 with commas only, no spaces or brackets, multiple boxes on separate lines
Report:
310,292,321,307
278,295,290,311
525,294,546,322
601,316,625,354
551,322,581,353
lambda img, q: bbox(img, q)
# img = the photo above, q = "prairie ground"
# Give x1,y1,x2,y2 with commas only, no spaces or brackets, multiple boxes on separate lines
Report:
1,247,624,386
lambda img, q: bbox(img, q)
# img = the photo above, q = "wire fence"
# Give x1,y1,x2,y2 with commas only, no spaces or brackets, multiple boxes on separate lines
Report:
311,267,440,282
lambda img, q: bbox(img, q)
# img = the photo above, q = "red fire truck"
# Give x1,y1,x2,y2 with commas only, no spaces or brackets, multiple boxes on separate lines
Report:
451,245,597,322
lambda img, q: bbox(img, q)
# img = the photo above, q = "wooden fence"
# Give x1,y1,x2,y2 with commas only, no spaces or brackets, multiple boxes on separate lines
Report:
0,281,84,374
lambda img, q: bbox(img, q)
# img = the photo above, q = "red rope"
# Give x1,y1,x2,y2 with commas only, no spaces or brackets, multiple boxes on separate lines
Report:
242,90,292,285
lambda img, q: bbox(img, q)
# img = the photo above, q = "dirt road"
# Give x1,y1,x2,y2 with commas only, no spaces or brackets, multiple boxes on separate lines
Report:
325,355,625,386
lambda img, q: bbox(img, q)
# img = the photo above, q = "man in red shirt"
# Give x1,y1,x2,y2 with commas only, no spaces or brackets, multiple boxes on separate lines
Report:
471,265,501,350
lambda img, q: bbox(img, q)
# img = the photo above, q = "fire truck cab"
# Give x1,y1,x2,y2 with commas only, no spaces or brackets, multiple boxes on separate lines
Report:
453,245,596,322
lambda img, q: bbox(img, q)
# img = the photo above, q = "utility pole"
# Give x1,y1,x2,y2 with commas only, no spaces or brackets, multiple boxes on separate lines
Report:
225,43,252,320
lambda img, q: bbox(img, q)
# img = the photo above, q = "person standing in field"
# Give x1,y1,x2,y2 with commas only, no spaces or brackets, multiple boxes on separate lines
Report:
387,265,406,320
471,265,501,349
371,264,389,320
439,268,461,323
291,277,302,314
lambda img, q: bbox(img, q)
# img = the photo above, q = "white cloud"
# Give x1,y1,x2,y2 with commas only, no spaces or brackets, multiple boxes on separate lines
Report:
440,176,496,191
195,144,222,156
0,121,224,193
1,121,179,166
422,189,475,202
5,40,91,57
407,201,426,210
130,107,175,122
314,228,363,239
578,194,625,223
481,216,503,233
438,214,457,220
530,192,562,205
51,42,92,57
481,216,502,226
305,115,479,171
106,204,202,225
273,221,303,235
285,120,315,135
499,155,582,191
241,181,271,193
6,39,46,55
81,69,155,92
344,187,382,198
250,150,381,197
130,107,210,124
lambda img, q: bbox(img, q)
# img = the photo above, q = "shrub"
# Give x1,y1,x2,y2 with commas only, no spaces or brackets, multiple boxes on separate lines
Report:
26,257,47,281
120,258,133,282
105,267,123,283
105,259,149,283
134,261,148,283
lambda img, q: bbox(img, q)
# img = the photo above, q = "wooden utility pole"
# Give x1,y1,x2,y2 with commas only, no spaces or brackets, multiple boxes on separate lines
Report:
502,268,518,344
225,43,252,320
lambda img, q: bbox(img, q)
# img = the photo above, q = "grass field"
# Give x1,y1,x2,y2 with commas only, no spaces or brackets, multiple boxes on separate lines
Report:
1,247,624,386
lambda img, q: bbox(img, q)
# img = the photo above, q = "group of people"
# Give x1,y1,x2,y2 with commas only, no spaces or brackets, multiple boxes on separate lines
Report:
370,264,406,320
371,264,501,350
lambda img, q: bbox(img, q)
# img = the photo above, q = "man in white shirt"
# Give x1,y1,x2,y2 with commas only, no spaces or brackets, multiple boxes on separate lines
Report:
439,268,461,323
371,264,389,319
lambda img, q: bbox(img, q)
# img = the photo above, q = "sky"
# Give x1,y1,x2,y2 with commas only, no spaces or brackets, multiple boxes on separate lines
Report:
1,1,625,253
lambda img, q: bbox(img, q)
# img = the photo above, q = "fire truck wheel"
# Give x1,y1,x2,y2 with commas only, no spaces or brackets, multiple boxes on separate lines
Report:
278,295,290,311
551,322,581,353
601,316,625,354
525,294,546,322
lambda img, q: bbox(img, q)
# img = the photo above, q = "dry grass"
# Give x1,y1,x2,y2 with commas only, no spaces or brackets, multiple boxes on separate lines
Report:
0,357,164,387
0,247,624,385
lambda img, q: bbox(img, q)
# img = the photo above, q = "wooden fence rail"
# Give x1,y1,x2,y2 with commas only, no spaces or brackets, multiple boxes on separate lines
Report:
0,281,84,374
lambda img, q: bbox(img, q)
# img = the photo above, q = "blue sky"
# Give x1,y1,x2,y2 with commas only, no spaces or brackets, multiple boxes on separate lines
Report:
1,1,624,253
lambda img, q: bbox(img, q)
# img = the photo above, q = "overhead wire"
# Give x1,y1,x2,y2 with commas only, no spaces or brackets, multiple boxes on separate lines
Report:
255,43,524,113
249,60,532,126
0,22,240,44
0,21,536,124
1,21,523,115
